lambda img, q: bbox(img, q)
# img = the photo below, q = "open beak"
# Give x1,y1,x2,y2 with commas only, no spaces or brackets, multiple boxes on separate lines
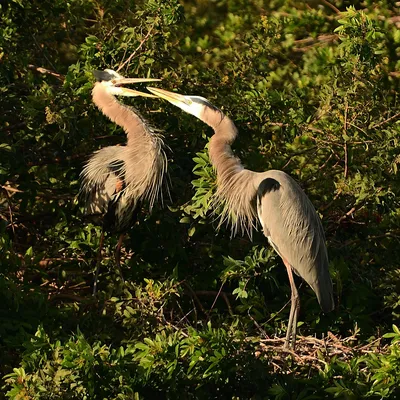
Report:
116,87,159,98
116,77,161,85
146,87,192,105
114,78,162,98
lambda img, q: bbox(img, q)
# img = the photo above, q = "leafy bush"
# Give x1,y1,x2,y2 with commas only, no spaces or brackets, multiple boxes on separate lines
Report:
1,0,400,398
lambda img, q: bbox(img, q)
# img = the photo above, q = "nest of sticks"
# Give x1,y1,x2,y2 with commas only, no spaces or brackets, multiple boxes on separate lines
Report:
255,332,386,373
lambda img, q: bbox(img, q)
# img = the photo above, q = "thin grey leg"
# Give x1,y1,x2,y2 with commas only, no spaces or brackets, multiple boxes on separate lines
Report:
283,260,300,349
93,230,105,295
115,233,125,284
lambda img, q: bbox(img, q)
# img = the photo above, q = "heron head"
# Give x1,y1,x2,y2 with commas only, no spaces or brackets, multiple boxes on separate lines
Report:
146,87,220,120
92,69,161,98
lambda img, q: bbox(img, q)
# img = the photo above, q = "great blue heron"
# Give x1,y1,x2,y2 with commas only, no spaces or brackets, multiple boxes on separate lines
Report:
80,70,168,294
147,87,334,348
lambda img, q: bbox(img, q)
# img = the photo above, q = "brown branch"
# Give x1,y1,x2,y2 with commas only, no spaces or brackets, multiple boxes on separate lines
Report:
293,34,338,52
183,283,209,317
221,293,233,315
117,23,156,73
1,185,23,194
338,207,356,224
321,0,341,14
28,64,64,81
49,293,86,303
1,186,16,238
38,257,87,268
371,112,400,129
341,231,400,248
193,290,235,315
343,100,348,179
210,281,225,312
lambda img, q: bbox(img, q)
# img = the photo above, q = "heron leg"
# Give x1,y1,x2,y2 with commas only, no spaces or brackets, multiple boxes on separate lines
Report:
283,260,300,349
115,233,125,284
93,230,105,296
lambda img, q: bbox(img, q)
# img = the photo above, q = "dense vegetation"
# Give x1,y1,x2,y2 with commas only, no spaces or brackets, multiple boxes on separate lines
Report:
1,0,400,398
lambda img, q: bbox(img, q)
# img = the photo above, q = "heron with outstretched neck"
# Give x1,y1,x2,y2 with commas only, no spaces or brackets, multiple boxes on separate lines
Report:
147,86,334,349
80,70,168,294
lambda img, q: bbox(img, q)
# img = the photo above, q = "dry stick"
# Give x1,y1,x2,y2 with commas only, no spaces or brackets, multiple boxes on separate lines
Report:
371,111,400,129
343,100,349,179
210,281,225,313
248,309,269,339
342,231,400,248
28,64,64,80
338,207,356,224
318,152,334,171
183,282,209,317
194,290,234,315
221,293,233,315
177,307,195,326
1,185,23,194
93,230,105,295
117,23,156,73
1,187,16,239
30,35,58,73
38,257,86,267
264,299,291,325
49,293,86,303
321,0,341,14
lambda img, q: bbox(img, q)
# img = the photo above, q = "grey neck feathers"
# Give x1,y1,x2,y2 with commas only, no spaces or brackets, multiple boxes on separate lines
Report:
206,112,258,237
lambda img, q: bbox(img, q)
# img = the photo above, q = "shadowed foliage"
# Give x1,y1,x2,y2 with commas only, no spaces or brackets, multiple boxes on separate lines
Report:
1,0,400,398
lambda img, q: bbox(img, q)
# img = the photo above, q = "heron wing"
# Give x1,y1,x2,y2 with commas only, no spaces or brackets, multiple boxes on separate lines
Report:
256,171,334,312
80,146,131,214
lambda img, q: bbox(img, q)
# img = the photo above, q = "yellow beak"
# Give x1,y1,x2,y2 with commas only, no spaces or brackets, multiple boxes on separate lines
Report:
114,78,162,98
146,87,192,105
117,87,159,98
116,77,161,85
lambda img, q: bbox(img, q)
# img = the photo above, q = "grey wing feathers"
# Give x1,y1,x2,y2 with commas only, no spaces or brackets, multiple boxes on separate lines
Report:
257,170,334,313
80,146,136,214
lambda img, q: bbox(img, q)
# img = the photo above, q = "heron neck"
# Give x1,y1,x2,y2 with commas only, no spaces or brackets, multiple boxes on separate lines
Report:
208,114,243,176
92,83,146,145
206,113,258,236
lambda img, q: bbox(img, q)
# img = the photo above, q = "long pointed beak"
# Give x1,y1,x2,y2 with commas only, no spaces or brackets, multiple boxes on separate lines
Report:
117,87,158,98
146,87,192,105
116,77,162,85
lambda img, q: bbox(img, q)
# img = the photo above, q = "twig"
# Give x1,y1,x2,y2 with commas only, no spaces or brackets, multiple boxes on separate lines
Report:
318,152,334,171
117,23,156,73
1,186,16,238
341,231,400,247
338,207,356,224
30,35,58,73
264,299,291,325
177,308,195,326
321,0,341,14
38,257,87,267
343,99,348,179
248,309,269,339
183,282,209,317
371,112,400,129
49,294,86,302
1,185,23,194
221,293,233,315
210,281,225,313
28,64,64,81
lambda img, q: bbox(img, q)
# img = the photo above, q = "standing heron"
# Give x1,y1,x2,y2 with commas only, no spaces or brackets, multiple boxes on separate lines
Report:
147,87,334,348
80,70,168,294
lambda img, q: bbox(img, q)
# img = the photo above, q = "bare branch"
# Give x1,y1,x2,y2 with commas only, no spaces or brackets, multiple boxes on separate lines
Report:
28,64,64,81
117,23,156,73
